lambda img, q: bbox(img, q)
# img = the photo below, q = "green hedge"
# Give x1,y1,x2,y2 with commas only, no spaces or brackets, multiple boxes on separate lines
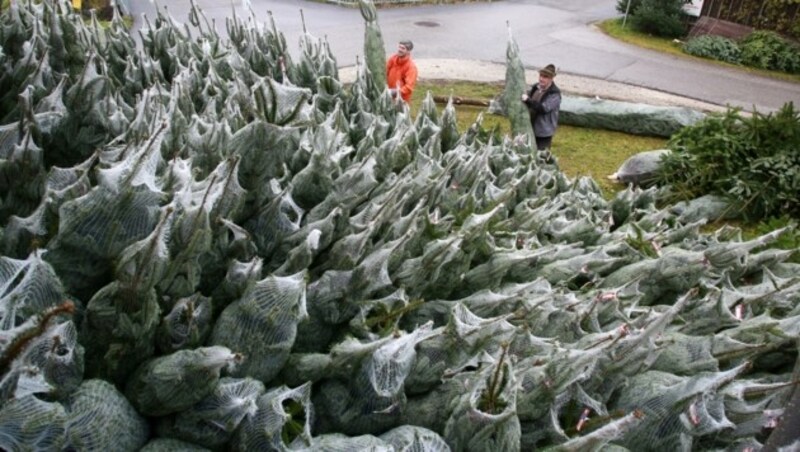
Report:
683,30,800,75
739,30,800,74
682,35,741,64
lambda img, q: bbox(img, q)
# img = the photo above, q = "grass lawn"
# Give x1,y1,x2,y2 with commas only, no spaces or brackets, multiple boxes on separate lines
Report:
412,80,667,198
549,125,666,197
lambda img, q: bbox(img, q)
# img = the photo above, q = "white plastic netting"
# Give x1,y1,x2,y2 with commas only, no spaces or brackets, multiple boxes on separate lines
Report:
0,251,65,329
444,358,521,452
63,379,149,451
379,425,451,452
156,293,213,353
0,1,798,451
211,272,307,383
46,185,162,296
0,395,67,450
140,437,212,451
124,346,240,417
160,377,265,448
11,320,83,400
233,382,314,451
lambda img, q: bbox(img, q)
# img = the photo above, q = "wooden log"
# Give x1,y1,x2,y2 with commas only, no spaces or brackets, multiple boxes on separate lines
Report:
432,95,489,107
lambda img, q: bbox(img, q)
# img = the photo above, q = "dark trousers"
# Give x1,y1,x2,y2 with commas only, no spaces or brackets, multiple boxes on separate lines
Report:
535,135,553,150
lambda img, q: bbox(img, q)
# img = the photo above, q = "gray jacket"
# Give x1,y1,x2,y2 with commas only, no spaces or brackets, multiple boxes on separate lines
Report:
523,82,561,138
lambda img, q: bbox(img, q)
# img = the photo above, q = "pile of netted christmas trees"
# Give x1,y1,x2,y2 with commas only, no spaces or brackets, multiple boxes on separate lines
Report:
0,0,797,450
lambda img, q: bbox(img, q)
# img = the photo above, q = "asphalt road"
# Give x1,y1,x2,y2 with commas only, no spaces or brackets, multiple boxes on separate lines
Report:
129,0,800,112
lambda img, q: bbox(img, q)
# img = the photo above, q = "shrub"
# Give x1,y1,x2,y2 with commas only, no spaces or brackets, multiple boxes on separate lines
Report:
657,102,800,220
629,0,688,38
739,30,800,74
616,0,644,14
682,35,742,64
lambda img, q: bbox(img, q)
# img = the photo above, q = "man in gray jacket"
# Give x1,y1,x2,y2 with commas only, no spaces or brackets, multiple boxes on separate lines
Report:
521,64,562,150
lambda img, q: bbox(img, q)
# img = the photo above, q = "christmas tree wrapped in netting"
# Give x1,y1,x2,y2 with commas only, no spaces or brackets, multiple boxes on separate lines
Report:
0,0,798,451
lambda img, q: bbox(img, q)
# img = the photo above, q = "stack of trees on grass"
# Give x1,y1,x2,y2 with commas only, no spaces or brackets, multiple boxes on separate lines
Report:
656,102,800,221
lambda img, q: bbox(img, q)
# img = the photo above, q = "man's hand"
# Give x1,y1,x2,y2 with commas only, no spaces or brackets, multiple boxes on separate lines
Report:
521,93,529,102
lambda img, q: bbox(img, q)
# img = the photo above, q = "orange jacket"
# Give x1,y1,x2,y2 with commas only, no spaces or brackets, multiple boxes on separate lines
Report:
386,54,418,102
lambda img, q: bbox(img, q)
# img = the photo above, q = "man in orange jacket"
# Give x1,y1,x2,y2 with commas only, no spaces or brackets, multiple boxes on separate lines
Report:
386,40,418,103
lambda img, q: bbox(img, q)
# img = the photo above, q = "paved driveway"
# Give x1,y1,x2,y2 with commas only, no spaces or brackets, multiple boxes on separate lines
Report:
129,0,800,112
